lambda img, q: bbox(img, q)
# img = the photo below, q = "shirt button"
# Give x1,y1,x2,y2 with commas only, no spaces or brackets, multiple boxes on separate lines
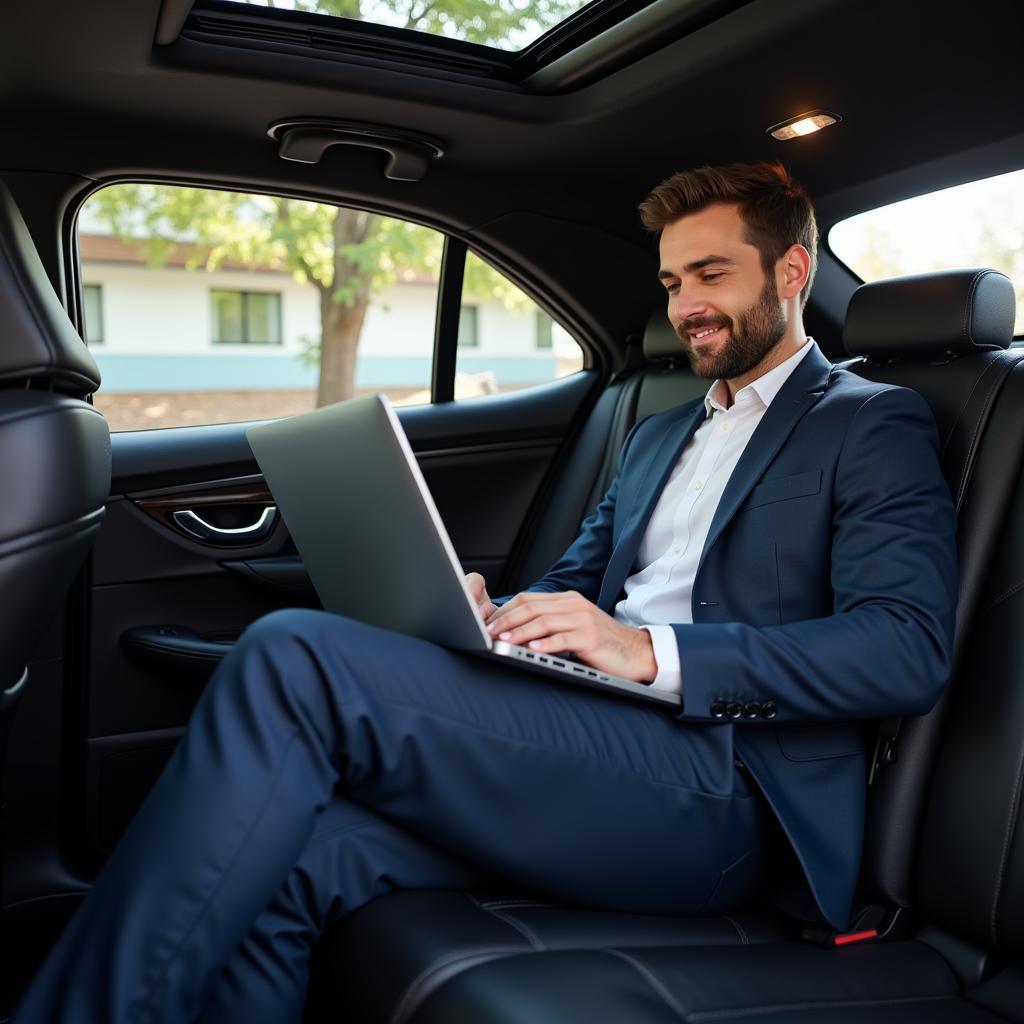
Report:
693,480,703,491
720,423,730,433
671,545,681,556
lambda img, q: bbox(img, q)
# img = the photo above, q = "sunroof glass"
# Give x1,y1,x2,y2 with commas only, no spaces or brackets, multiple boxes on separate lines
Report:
220,0,595,52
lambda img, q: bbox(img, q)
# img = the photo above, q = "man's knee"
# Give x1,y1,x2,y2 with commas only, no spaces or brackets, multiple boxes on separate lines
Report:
221,608,348,709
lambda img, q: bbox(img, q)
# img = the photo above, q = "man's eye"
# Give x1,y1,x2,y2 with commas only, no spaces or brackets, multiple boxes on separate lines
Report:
702,273,723,282
664,282,679,293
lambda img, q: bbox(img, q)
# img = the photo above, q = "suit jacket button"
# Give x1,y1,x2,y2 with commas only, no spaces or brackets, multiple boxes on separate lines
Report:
744,702,762,719
710,701,726,718
726,702,743,719
760,702,778,720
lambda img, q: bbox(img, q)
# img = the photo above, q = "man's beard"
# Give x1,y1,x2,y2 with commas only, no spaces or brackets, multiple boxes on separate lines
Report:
676,274,787,380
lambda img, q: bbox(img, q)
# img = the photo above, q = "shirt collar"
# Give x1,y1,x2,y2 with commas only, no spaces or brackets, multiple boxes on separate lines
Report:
704,338,817,416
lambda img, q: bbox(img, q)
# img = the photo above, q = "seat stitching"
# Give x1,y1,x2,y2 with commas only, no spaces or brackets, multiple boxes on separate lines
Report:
484,907,546,950
688,992,958,1021
719,914,750,945
953,353,1023,510
962,269,984,346
388,947,529,1024
989,723,1024,948
604,948,687,1020
938,355,994,460
984,577,1024,614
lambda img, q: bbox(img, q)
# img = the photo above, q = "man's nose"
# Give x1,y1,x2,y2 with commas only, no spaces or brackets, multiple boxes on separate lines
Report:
670,288,708,326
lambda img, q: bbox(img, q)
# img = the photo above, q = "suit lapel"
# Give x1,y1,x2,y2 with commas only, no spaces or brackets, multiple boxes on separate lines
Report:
696,344,833,577
597,402,705,610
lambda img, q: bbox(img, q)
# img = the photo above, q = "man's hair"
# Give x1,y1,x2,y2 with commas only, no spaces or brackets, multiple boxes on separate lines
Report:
638,162,818,308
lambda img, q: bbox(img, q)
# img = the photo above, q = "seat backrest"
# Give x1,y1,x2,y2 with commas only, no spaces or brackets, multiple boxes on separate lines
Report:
840,269,1021,910
913,441,1024,964
0,182,111,700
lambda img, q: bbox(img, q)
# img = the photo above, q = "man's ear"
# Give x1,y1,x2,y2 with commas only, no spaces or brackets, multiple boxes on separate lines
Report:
778,244,811,300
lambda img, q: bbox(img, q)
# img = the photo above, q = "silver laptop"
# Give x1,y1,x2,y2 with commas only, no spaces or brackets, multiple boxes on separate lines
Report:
246,394,679,708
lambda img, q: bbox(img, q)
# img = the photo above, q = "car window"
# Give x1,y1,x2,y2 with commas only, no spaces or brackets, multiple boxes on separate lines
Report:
454,249,584,400
77,184,444,430
829,167,1024,335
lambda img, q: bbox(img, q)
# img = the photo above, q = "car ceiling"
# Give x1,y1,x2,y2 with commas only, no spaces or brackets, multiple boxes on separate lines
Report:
0,0,1022,358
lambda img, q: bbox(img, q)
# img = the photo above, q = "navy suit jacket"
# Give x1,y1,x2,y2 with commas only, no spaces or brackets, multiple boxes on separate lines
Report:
522,344,958,929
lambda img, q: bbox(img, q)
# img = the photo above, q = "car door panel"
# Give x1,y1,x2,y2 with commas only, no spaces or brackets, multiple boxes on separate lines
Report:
77,369,600,863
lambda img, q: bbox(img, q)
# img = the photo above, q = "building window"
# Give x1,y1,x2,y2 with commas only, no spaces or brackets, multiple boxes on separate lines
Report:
535,310,553,349
83,284,104,344
211,290,282,345
458,304,479,347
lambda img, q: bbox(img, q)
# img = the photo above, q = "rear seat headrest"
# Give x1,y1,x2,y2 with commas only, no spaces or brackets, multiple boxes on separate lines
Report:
0,182,101,394
642,309,685,362
844,268,1015,359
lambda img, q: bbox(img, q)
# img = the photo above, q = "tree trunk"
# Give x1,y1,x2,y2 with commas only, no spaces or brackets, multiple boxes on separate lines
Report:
315,207,378,407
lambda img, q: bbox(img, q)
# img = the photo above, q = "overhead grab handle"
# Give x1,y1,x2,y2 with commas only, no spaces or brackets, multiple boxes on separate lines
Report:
268,119,445,182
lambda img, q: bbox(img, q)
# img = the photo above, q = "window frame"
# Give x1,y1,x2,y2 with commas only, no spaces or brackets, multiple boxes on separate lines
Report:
67,177,593,421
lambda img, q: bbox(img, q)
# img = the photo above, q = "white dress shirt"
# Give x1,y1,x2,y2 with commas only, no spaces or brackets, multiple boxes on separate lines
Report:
613,340,816,694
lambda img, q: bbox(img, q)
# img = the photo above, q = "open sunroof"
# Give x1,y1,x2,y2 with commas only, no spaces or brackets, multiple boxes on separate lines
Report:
220,0,595,53
178,0,750,90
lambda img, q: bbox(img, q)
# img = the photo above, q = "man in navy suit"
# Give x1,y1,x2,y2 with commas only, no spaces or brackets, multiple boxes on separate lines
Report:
16,163,956,1023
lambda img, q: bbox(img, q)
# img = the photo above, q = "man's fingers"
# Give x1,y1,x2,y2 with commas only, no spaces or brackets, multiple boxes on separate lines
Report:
488,591,581,629
491,613,580,647
465,572,487,601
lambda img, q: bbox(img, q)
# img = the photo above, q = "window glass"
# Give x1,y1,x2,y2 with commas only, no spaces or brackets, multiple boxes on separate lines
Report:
829,168,1024,335
77,184,442,430
82,284,104,344
454,250,584,400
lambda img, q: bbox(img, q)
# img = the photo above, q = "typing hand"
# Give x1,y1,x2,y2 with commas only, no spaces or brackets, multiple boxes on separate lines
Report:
486,590,657,684
465,572,498,622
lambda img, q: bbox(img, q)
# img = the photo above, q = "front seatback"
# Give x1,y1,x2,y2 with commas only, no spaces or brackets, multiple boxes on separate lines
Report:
0,183,110,706
840,268,1020,911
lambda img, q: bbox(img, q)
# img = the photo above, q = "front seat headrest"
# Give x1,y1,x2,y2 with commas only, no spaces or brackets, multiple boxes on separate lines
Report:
0,183,101,394
844,268,1015,359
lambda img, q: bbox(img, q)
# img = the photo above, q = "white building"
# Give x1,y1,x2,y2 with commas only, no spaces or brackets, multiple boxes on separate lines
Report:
80,235,576,395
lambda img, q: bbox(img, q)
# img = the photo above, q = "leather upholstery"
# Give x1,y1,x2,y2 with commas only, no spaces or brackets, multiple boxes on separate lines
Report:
410,942,1024,1023
0,184,101,393
844,269,1015,358
0,185,110,690
641,308,683,362
305,891,792,1023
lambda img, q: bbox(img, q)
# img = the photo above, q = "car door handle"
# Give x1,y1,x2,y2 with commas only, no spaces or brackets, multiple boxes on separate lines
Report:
171,506,277,545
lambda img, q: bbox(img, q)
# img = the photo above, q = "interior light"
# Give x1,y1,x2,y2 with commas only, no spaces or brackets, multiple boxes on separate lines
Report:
767,110,841,142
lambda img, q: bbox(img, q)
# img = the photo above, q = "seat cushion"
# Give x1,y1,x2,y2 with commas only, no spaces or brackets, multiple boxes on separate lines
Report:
303,890,793,1023
404,940,1022,1024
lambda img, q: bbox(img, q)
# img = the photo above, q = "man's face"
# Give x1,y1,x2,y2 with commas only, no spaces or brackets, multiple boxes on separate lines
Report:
658,203,787,380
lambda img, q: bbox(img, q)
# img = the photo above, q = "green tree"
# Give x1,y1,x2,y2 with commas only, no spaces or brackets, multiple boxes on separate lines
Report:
86,0,579,406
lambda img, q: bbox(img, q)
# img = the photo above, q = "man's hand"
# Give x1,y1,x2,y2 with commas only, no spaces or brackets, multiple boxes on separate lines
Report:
465,572,497,621
486,591,657,684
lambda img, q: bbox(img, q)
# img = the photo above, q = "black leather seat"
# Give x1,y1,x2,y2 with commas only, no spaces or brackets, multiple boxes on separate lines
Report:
0,184,111,889
392,401,1024,1020
305,270,1022,1022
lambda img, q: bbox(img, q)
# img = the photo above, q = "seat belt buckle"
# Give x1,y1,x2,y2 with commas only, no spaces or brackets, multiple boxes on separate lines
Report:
800,903,904,948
